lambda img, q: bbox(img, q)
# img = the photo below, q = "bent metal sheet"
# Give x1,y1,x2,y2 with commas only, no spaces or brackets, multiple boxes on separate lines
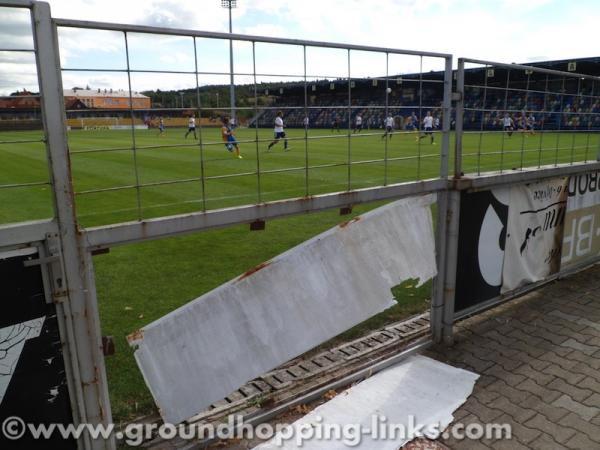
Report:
129,195,438,424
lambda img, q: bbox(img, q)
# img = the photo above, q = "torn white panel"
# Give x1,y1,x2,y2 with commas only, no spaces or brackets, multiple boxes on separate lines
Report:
254,355,478,450
502,178,568,292
0,316,46,405
130,195,437,424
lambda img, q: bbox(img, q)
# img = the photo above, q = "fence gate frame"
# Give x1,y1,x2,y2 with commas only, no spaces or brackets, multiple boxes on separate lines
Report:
441,56,600,344
1,2,113,449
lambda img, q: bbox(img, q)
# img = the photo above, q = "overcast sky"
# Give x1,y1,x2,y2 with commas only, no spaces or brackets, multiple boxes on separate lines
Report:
1,0,599,95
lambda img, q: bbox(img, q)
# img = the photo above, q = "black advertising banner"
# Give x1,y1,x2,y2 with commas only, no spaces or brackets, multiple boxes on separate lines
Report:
455,189,509,312
0,249,76,449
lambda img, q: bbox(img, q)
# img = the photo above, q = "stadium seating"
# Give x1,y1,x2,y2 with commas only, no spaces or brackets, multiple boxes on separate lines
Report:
3,58,599,132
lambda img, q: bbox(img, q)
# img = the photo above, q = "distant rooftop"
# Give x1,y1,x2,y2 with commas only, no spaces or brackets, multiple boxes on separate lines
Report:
64,88,148,98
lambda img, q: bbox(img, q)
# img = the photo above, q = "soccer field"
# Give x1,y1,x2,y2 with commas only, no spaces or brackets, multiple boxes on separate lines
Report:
1,127,598,420
2,127,598,226
2,126,442,226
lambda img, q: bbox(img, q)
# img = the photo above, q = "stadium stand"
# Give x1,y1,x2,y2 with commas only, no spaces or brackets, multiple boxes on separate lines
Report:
2,57,599,132
250,56,600,131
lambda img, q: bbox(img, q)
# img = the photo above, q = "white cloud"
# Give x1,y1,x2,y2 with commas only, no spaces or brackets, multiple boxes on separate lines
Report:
240,24,287,39
0,51,38,94
46,0,227,30
0,0,598,95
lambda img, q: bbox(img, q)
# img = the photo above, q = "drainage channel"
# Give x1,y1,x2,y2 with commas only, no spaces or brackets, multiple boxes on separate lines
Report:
125,312,431,449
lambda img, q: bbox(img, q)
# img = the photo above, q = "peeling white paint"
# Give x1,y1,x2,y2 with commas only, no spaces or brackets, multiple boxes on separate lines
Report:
130,195,437,424
48,386,60,403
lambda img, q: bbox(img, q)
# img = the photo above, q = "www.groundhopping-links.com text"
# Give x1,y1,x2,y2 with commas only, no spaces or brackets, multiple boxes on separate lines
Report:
2,414,511,446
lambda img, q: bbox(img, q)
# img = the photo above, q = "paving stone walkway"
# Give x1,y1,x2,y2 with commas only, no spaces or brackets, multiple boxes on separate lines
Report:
426,264,600,450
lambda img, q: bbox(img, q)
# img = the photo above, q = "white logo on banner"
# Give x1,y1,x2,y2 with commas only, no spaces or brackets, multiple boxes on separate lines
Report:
502,178,568,293
478,189,509,287
479,205,505,286
0,317,46,405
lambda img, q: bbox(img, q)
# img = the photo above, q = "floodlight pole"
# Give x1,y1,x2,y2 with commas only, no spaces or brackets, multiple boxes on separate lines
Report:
222,0,237,124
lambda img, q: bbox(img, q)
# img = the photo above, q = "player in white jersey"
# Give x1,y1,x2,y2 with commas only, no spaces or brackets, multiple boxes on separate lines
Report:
417,111,435,144
267,111,289,152
526,113,536,135
303,116,309,131
502,113,514,137
353,114,363,133
184,115,197,139
381,114,395,139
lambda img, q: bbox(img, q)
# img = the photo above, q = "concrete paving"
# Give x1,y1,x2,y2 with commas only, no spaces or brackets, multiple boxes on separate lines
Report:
426,263,600,450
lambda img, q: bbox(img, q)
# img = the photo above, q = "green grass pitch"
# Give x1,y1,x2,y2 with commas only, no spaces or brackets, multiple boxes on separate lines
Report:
1,127,598,420
1,126,598,225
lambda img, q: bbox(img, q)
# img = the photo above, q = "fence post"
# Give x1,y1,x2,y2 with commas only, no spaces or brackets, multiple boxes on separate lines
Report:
431,56,453,343
431,190,448,344
441,189,461,345
31,3,114,449
454,58,465,178
440,59,466,345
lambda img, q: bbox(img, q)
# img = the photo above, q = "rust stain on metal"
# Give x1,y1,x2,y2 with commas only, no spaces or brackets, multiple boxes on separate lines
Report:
127,328,144,344
250,219,266,231
82,376,99,387
91,247,110,256
339,216,361,228
238,261,271,281
99,403,105,422
451,175,472,190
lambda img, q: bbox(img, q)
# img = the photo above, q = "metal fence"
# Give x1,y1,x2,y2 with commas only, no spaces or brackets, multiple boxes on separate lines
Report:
455,57,600,176
50,19,453,227
1,1,600,449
